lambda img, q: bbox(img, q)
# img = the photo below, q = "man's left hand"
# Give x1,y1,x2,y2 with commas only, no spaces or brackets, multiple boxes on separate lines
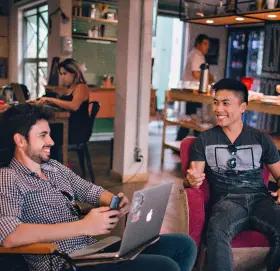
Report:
117,192,129,217
271,188,280,204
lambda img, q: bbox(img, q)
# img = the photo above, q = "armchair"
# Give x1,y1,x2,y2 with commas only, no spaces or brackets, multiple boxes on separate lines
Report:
0,243,76,271
180,136,270,270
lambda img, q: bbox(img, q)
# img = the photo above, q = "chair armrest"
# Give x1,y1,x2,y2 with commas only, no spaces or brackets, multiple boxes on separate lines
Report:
0,243,57,254
185,186,207,246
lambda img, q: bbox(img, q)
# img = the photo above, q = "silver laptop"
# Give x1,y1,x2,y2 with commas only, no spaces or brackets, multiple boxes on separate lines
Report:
70,183,173,260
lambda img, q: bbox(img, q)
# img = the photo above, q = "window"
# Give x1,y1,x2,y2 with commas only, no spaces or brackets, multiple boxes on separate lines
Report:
23,4,48,98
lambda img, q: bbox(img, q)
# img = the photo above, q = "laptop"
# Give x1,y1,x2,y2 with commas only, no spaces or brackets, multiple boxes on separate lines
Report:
69,182,173,260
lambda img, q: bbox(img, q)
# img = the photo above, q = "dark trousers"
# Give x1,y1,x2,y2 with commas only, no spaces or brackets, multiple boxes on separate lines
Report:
71,234,197,271
206,193,280,271
176,102,201,140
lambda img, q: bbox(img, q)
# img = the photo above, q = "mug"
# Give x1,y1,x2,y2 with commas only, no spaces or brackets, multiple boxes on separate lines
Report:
266,0,278,9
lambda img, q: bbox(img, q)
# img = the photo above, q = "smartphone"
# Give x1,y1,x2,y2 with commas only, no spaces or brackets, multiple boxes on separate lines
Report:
110,196,121,210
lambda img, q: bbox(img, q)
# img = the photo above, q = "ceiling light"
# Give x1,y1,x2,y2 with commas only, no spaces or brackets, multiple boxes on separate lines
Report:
206,19,214,24
235,17,245,21
268,14,277,18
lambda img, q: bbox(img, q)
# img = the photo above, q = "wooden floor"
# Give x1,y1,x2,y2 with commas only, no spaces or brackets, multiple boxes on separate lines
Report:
68,121,188,235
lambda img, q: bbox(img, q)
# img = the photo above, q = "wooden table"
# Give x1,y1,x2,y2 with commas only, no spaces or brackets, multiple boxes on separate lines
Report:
161,89,280,163
169,89,280,116
50,111,70,165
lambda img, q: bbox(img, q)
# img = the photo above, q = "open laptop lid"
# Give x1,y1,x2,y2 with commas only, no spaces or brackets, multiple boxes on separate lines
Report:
118,182,172,256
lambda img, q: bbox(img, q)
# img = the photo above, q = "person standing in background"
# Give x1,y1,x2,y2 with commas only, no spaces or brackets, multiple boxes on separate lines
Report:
176,34,214,140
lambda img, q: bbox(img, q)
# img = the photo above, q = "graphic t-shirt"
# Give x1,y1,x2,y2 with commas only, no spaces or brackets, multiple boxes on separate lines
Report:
190,125,280,201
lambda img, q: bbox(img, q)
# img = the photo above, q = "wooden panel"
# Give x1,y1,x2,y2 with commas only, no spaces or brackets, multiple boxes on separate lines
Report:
0,243,57,254
0,16,8,37
244,8,280,21
0,78,8,87
89,88,115,118
188,15,262,26
150,89,157,116
0,37,8,57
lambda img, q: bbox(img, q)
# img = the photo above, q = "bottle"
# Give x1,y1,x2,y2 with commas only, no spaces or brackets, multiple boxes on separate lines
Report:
90,4,96,18
199,63,209,93
92,26,99,38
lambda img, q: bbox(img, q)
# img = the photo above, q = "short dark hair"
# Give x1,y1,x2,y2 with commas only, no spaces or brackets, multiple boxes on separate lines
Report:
212,78,248,104
194,34,209,47
0,104,53,160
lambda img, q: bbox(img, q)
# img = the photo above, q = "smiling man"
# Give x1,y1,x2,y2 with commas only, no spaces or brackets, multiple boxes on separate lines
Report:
0,104,197,271
186,78,280,271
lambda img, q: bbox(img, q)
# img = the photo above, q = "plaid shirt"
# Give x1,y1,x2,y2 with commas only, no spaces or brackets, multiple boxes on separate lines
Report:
0,158,105,270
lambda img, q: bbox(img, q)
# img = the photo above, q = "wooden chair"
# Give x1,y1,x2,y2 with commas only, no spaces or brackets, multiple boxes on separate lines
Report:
68,101,100,182
0,243,76,271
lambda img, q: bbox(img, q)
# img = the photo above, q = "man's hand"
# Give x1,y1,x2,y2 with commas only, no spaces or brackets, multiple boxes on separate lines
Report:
81,206,120,236
271,188,280,204
117,192,130,217
186,168,205,188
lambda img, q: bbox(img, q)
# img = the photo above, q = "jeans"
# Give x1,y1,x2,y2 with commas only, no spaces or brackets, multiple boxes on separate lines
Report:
68,234,197,271
206,193,280,271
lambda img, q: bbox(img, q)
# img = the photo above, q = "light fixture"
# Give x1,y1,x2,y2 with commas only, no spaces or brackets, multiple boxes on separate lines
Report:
235,17,245,21
206,19,214,24
48,7,70,34
268,14,277,18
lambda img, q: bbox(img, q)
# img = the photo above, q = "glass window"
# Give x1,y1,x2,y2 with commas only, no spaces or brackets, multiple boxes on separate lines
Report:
23,4,48,98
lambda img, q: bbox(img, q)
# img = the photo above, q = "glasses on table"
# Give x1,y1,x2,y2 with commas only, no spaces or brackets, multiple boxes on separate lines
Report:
227,144,237,169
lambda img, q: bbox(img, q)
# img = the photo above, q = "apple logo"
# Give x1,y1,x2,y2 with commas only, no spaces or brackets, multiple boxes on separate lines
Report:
146,209,153,222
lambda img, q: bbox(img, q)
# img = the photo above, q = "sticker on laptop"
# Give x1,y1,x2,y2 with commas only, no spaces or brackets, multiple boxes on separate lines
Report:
130,192,144,223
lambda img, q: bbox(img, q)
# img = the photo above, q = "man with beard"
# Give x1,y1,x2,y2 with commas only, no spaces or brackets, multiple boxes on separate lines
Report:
0,104,197,271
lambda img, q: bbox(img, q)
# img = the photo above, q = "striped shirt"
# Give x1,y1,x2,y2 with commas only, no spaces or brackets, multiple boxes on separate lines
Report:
0,158,105,270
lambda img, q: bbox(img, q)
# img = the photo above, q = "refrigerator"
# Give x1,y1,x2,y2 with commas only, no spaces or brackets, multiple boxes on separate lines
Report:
226,24,280,134
226,27,264,89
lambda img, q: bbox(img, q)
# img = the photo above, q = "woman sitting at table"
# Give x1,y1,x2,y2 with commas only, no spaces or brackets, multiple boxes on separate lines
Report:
38,58,90,160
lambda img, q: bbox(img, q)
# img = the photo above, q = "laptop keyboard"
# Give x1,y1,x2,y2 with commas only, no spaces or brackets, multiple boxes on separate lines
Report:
69,236,121,258
100,240,121,253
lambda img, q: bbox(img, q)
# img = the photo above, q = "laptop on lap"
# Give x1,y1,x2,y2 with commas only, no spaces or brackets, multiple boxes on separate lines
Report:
69,183,172,260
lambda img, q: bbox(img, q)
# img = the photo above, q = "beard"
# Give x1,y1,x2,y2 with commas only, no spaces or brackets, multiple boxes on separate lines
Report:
27,146,51,164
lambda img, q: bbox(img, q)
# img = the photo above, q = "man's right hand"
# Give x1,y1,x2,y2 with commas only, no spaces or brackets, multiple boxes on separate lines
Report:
186,168,205,188
81,206,120,236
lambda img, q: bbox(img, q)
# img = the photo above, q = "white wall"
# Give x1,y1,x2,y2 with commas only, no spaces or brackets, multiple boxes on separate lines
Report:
186,23,227,81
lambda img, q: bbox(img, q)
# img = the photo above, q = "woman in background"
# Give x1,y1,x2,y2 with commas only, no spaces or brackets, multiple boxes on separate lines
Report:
38,58,90,160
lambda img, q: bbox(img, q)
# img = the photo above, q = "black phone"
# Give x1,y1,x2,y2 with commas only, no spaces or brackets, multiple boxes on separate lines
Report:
110,196,121,210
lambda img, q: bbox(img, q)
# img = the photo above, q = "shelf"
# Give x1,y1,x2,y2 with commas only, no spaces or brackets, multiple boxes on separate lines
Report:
187,14,262,26
72,34,117,43
73,16,118,25
242,8,280,21
186,8,280,26
165,118,212,132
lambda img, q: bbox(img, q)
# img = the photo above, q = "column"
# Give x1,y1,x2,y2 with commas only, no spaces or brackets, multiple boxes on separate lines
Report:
112,0,153,182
